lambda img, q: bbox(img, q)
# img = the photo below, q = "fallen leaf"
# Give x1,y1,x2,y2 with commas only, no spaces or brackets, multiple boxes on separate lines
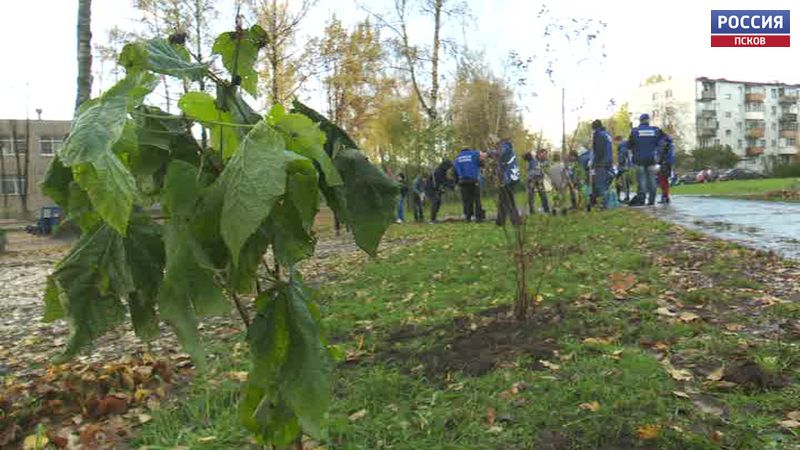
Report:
582,336,615,345
610,273,636,295
138,414,152,424
23,434,49,450
678,311,700,323
486,425,503,433
539,360,561,371
348,409,368,422
693,399,724,417
711,430,725,443
656,307,676,317
578,401,600,412
197,436,218,443
635,424,661,440
779,420,800,429
672,391,691,399
661,361,693,381
724,323,743,332
486,407,496,425
787,411,800,421
706,366,725,381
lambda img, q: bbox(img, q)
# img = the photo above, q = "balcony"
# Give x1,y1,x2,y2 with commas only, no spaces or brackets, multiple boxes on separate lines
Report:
778,146,798,155
745,110,765,120
745,92,766,103
699,109,717,118
696,120,718,136
699,90,716,101
746,128,765,139
781,129,798,139
780,112,798,122
745,147,765,157
779,93,799,104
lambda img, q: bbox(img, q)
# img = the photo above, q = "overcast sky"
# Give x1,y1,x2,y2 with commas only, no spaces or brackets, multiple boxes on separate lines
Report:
1,0,798,142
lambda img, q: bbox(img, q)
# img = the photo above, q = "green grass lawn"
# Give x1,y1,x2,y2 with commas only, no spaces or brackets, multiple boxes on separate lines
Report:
134,210,799,449
671,178,799,197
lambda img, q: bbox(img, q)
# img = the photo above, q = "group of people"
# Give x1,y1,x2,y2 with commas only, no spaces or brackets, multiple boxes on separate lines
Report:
394,113,676,225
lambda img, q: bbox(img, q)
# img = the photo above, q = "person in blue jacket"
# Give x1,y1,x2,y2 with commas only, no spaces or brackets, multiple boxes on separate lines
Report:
589,119,613,210
656,133,676,204
615,136,634,202
453,148,486,222
628,113,663,206
524,148,550,214
491,139,522,226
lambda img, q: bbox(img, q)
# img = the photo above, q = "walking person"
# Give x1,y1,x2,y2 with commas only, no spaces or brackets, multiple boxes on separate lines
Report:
628,113,663,206
492,139,522,226
657,133,676,204
589,120,613,210
396,173,408,223
412,173,426,222
426,159,453,223
548,152,570,215
453,148,485,222
615,136,634,202
524,149,550,214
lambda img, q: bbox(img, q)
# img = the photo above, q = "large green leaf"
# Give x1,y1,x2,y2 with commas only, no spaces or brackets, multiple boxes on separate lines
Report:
270,105,342,187
281,273,330,438
41,156,72,207
285,155,320,232
178,91,239,158
218,122,287,265
60,72,158,234
123,216,165,341
291,99,357,155
212,26,267,96
119,38,206,81
333,148,397,255
46,225,132,360
228,222,270,294
267,201,314,267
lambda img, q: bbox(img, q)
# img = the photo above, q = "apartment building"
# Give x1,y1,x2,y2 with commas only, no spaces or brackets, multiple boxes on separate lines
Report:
628,76,800,171
0,119,71,218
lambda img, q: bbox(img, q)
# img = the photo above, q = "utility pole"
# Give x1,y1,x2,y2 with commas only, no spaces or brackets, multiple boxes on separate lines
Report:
561,87,566,158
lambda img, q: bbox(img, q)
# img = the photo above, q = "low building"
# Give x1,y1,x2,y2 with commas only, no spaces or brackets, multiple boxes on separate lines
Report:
0,119,70,218
628,76,800,171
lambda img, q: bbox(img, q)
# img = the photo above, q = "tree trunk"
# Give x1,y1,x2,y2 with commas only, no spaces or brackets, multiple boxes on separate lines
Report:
429,0,442,120
75,0,93,110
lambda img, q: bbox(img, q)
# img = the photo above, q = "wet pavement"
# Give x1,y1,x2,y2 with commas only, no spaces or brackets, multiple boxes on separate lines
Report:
648,196,800,259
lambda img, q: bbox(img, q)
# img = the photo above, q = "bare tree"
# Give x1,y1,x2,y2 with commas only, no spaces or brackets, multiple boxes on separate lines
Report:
76,0,93,110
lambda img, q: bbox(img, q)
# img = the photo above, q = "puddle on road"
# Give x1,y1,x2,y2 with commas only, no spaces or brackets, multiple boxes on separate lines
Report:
649,196,800,259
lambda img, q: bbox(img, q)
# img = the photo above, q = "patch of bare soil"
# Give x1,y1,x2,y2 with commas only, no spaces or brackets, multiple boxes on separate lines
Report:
376,305,561,379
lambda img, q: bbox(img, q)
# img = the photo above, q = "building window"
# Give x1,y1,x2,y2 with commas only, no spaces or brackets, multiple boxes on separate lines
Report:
714,138,720,146
771,139,776,147
788,138,797,146
725,111,732,118
772,106,777,115
737,139,743,148
771,88,777,98
725,93,732,100
725,129,732,136
745,103,764,112
665,89,673,98
0,176,26,195
759,139,766,147
0,136,28,156
39,137,64,156
772,122,777,131
736,122,743,131
652,92,660,100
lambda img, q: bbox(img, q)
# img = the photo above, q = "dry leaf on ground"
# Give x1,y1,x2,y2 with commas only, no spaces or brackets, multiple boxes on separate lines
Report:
635,424,661,440
348,409,368,422
578,401,600,412
706,367,725,381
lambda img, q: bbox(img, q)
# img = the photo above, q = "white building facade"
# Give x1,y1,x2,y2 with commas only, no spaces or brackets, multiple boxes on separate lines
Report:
628,76,799,171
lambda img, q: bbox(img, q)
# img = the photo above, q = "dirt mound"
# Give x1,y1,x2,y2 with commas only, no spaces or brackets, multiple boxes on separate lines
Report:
381,305,560,378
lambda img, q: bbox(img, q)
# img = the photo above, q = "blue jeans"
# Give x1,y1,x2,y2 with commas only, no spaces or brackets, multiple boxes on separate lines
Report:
396,195,406,221
636,165,657,203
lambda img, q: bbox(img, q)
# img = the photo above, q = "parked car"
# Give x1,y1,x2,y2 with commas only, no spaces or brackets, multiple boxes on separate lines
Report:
679,171,701,184
718,168,765,181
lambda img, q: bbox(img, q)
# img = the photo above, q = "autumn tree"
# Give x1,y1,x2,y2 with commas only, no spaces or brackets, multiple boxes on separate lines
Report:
250,0,318,105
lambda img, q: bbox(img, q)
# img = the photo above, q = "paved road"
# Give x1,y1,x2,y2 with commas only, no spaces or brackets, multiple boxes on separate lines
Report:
649,196,800,259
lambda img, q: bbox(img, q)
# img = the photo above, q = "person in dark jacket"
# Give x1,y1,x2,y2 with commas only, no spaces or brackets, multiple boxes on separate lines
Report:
412,173,426,222
396,173,409,223
426,159,453,223
589,120,613,210
492,139,522,226
453,148,485,222
656,133,676,204
628,113,663,206
524,149,550,214
615,136,634,202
